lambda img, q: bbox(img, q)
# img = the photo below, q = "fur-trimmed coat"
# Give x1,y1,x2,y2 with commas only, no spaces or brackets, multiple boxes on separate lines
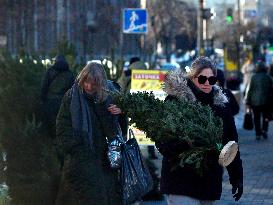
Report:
156,70,243,200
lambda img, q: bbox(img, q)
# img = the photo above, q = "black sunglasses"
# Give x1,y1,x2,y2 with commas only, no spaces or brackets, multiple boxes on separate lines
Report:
196,75,217,85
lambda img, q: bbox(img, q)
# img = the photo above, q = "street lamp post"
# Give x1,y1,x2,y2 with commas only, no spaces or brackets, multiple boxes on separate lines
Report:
197,0,204,55
237,0,241,71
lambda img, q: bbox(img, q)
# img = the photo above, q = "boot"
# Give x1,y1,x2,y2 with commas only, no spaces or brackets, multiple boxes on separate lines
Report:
256,135,261,140
262,131,268,139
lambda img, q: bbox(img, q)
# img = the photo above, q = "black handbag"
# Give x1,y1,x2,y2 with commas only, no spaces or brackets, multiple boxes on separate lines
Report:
120,129,153,204
243,112,253,130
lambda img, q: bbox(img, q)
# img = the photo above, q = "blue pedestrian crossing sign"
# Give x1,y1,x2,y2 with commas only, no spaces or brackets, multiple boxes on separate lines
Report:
123,9,148,34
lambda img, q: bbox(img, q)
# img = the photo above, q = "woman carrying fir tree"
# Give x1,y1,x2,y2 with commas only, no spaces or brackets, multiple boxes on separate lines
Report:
156,56,243,205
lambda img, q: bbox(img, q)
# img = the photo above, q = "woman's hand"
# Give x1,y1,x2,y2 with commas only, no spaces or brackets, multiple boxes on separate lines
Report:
108,104,122,115
232,181,243,201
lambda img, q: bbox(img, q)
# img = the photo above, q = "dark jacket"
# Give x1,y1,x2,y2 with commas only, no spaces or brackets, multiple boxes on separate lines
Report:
245,71,273,107
157,74,243,200
216,69,240,116
41,61,74,136
223,88,240,116
56,84,126,205
41,61,74,102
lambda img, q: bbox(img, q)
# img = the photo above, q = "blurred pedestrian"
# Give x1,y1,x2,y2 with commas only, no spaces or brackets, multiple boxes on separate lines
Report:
157,56,243,204
41,54,75,137
56,62,126,205
245,62,273,140
41,54,75,204
268,63,273,78
117,57,147,93
269,63,273,121
241,57,255,95
216,69,240,116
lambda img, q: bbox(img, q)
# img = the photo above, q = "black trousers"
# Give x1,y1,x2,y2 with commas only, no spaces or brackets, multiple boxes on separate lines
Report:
252,106,269,136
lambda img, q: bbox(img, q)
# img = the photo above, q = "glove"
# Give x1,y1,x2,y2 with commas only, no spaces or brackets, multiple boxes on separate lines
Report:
232,182,243,201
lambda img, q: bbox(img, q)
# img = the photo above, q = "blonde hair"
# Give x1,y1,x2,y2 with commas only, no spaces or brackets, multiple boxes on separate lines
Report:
77,62,108,102
187,56,217,80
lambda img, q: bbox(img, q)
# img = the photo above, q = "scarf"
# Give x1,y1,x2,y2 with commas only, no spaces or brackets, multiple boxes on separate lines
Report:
187,79,214,106
69,80,119,148
70,83,93,147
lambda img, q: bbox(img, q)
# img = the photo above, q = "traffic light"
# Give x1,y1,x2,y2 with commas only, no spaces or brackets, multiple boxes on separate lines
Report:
226,8,233,24
202,8,213,20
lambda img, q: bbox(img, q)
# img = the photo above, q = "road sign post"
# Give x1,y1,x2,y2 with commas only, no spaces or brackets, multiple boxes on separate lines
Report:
123,9,148,34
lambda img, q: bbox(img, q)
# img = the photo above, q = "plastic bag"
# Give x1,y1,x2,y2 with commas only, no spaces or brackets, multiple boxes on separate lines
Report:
120,129,153,204
107,137,122,169
107,124,123,169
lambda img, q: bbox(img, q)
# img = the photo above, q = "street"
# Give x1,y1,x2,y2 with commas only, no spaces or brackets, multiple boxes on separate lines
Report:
0,0,273,204
142,106,273,205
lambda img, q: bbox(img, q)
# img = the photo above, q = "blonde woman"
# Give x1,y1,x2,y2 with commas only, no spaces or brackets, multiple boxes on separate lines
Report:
157,57,243,205
56,62,125,205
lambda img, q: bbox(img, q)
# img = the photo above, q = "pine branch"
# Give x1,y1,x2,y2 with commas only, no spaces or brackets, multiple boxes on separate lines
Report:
113,91,223,174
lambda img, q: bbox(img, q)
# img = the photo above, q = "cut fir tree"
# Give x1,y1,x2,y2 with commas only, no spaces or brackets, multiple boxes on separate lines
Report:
112,91,225,175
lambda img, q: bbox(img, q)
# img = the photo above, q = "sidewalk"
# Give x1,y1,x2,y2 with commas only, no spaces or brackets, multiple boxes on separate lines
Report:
142,109,273,205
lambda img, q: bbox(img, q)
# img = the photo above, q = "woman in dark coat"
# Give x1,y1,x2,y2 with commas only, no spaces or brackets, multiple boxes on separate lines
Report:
156,57,243,204
245,62,273,140
56,62,124,205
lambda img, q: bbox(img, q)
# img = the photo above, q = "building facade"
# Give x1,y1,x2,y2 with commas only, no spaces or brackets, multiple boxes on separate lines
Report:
1,0,142,59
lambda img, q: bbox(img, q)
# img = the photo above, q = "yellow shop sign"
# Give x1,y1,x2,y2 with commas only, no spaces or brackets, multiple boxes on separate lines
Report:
129,69,167,145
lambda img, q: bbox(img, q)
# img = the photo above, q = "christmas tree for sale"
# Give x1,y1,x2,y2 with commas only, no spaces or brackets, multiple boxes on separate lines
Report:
113,91,223,174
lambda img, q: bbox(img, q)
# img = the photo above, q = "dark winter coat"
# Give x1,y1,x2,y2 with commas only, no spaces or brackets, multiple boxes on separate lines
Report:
41,61,75,135
245,71,273,107
56,85,124,205
41,60,74,138
216,69,240,116
41,61,74,102
156,72,243,200
222,88,240,116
